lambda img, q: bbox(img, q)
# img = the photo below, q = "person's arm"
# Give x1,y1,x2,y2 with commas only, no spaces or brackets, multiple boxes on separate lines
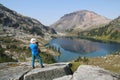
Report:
35,42,41,53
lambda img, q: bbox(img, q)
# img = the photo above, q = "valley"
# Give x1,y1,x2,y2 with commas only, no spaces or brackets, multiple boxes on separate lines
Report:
0,3,120,80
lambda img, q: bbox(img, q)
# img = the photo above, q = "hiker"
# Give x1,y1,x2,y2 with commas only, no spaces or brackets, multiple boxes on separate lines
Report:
29,38,44,69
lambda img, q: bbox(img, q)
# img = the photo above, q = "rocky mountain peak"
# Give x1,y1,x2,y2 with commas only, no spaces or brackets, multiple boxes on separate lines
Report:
61,10,96,18
51,10,111,32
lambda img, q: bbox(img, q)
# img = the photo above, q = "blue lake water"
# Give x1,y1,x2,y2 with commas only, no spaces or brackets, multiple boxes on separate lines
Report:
49,38,120,62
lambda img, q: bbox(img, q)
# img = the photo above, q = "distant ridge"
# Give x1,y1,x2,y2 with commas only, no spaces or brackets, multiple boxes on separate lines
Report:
79,16,120,42
0,4,56,37
50,10,111,33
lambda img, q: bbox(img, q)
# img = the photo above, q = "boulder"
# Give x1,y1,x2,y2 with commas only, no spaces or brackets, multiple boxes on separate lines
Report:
24,63,72,80
54,65,120,80
72,65,120,80
0,62,72,80
0,62,31,80
53,75,72,80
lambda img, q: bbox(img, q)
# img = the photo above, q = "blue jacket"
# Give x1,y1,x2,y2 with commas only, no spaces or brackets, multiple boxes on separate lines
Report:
29,43,39,55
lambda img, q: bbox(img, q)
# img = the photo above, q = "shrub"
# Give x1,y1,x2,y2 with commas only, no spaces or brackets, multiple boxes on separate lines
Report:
40,52,55,64
0,45,4,53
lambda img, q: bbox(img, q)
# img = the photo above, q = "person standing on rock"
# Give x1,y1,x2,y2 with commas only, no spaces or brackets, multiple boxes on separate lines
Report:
29,38,44,69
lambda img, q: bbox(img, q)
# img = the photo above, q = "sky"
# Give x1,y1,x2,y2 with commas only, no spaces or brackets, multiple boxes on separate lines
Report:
0,0,120,26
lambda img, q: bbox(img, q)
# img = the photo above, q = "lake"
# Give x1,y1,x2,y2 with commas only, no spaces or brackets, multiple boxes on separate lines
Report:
49,38,120,62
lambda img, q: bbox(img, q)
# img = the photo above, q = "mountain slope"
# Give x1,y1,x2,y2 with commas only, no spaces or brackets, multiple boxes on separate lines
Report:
50,10,111,33
0,4,56,37
79,16,120,42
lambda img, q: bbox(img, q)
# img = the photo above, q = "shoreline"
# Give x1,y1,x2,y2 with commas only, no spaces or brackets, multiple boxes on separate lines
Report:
56,35,120,44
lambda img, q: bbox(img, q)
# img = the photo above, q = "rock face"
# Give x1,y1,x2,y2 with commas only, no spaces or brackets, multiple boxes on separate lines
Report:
24,63,72,80
0,62,31,80
51,10,111,32
72,65,120,80
53,75,72,80
0,62,120,80
0,62,72,80
0,4,56,37
54,65,120,80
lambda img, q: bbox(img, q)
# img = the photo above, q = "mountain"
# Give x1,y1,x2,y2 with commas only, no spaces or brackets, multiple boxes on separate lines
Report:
0,4,58,64
0,4,56,38
50,10,111,33
79,16,120,42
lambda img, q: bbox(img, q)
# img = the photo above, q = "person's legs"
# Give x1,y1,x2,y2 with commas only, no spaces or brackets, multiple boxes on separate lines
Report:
32,54,36,68
36,54,44,67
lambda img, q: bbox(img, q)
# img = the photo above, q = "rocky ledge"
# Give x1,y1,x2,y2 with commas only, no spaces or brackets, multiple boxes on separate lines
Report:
0,62,120,80
0,62,72,80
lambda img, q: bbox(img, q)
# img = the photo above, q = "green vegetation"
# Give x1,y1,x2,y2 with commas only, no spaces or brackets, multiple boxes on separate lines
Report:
40,52,55,64
113,50,120,55
74,56,89,64
70,56,89,72
87,55,120,74
65,29,74,32
0,37,56,63
29,27,44,36
0,44,4,53
70,62,81,72
71,55,120,74
0,44,17,63
0,36,23,45
0,37,31,61
46,44,62,55
0,53,17,63
78,16,120,43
